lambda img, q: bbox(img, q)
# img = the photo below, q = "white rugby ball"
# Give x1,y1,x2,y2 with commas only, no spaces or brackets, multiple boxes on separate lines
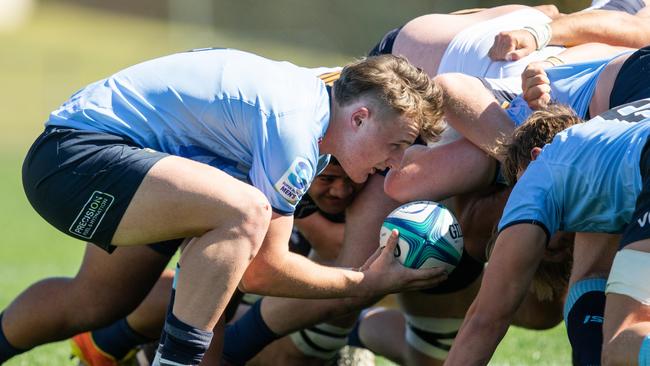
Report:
379,201,463,272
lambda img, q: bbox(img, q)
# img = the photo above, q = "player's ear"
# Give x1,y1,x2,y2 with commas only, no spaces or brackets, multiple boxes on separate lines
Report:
350,107,370,129
530,147,542,161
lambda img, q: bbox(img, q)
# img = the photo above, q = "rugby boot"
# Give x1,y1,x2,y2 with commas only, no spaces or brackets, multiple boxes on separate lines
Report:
70,332,138,366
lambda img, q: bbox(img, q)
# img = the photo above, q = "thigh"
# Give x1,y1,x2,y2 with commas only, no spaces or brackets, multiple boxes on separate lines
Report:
602,242,650,364
112,154,269,246
569,232,619,286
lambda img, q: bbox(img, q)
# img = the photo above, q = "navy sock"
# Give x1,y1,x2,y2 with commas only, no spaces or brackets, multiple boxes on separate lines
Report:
158,312,212,365
564,278,607,366
222,299,279,365
347,320,367,349
0,312,27,362
91,318,153,360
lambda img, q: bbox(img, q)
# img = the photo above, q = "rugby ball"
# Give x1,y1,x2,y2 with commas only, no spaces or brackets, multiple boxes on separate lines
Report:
379,201,463,272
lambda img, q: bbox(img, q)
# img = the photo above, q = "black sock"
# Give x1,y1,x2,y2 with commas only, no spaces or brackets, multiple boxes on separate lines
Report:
564,278,606,366
222,299,279,365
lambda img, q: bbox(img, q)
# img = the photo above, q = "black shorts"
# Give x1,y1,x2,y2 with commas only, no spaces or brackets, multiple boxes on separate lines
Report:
419,249,484,294
368,27,402,57
22,127,171,253
609,46,650,110
620,137,650,248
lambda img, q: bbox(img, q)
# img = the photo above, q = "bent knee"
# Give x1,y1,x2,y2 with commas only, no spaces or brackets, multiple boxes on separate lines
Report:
230,187,272,243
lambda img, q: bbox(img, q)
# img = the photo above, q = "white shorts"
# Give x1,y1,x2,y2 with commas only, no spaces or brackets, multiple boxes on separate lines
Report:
606,249,650,305
438,8,564,85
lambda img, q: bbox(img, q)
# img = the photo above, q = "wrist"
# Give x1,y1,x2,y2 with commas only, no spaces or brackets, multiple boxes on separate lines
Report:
523,23,552,50
341,267,366,296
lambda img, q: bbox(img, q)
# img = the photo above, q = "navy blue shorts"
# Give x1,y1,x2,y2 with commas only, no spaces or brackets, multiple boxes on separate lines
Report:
609,46,650,111
419,249,483,294
368,27,402,57
22,127,180,254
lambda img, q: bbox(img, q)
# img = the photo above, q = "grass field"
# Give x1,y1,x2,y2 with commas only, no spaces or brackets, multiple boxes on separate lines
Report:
0,3,571,365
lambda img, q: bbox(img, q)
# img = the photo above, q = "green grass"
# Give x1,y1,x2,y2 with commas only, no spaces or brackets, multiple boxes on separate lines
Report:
0,2,570,365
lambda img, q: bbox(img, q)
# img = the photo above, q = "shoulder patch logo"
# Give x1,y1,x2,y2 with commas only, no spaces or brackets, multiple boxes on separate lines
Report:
275,157,313,205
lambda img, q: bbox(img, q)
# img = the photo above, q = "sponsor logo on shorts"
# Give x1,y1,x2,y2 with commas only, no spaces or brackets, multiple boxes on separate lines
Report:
69,191,115,239
274,157,313,205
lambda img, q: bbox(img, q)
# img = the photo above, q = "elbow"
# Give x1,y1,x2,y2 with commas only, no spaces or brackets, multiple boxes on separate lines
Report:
384,170,414,203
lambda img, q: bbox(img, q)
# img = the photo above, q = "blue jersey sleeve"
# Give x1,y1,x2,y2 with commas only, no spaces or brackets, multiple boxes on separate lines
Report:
249,111,320,215
505,96,533,127
498,160,560,240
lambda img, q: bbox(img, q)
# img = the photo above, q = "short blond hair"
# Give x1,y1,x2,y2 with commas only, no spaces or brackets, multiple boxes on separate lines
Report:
500,104,583,185
334,55,444,142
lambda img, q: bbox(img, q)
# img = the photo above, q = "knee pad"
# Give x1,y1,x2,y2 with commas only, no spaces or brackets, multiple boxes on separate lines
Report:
289,323,354,360
404,314,462,360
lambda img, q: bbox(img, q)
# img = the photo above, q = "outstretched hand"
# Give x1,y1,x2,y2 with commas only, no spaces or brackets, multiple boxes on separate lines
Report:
488,29,537,61
357,229,447,296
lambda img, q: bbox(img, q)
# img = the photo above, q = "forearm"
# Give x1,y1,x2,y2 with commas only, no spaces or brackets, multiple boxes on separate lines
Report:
446,313,510,365
261,294,380,335
550,10,650,48
241,250,365,298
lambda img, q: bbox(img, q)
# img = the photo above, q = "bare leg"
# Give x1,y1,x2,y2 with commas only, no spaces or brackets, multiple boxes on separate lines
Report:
126,269,175,339
602,240,650,365
2,244,170,349
112,155,271,331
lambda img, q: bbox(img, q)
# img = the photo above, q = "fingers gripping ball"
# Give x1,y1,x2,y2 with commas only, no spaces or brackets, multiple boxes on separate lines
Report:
379,201,463,272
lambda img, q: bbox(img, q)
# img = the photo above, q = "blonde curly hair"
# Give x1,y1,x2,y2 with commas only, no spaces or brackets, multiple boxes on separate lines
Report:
334,54,444,142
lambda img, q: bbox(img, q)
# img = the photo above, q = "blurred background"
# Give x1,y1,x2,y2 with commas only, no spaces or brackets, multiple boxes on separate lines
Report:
0,0,589,365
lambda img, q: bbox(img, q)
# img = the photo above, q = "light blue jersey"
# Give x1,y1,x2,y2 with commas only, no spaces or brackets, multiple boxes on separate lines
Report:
499,99,650,237
47,48,335,214
497,53,632,125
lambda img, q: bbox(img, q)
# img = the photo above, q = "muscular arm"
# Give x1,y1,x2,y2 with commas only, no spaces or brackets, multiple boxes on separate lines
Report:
434,73,515,160
384,141,496,203
490,8,650,61
294,212,344,262
549,10,650,48
240,213,446,299
446,224,547,365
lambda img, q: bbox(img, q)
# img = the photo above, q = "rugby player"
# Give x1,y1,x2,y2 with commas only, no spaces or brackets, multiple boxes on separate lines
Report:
69,158,363,366
219,5,650,364
447,100,650,365
0,49,447,366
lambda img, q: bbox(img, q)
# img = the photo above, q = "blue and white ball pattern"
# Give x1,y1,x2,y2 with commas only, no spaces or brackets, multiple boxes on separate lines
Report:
379,201,463,272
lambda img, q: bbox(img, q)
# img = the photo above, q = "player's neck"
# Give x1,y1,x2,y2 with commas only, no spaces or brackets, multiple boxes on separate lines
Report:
319,101,341,156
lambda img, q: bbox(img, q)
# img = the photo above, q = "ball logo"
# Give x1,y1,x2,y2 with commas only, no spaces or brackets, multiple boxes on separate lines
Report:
275,157,313,205
449,223,463,239
394,244,401,258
